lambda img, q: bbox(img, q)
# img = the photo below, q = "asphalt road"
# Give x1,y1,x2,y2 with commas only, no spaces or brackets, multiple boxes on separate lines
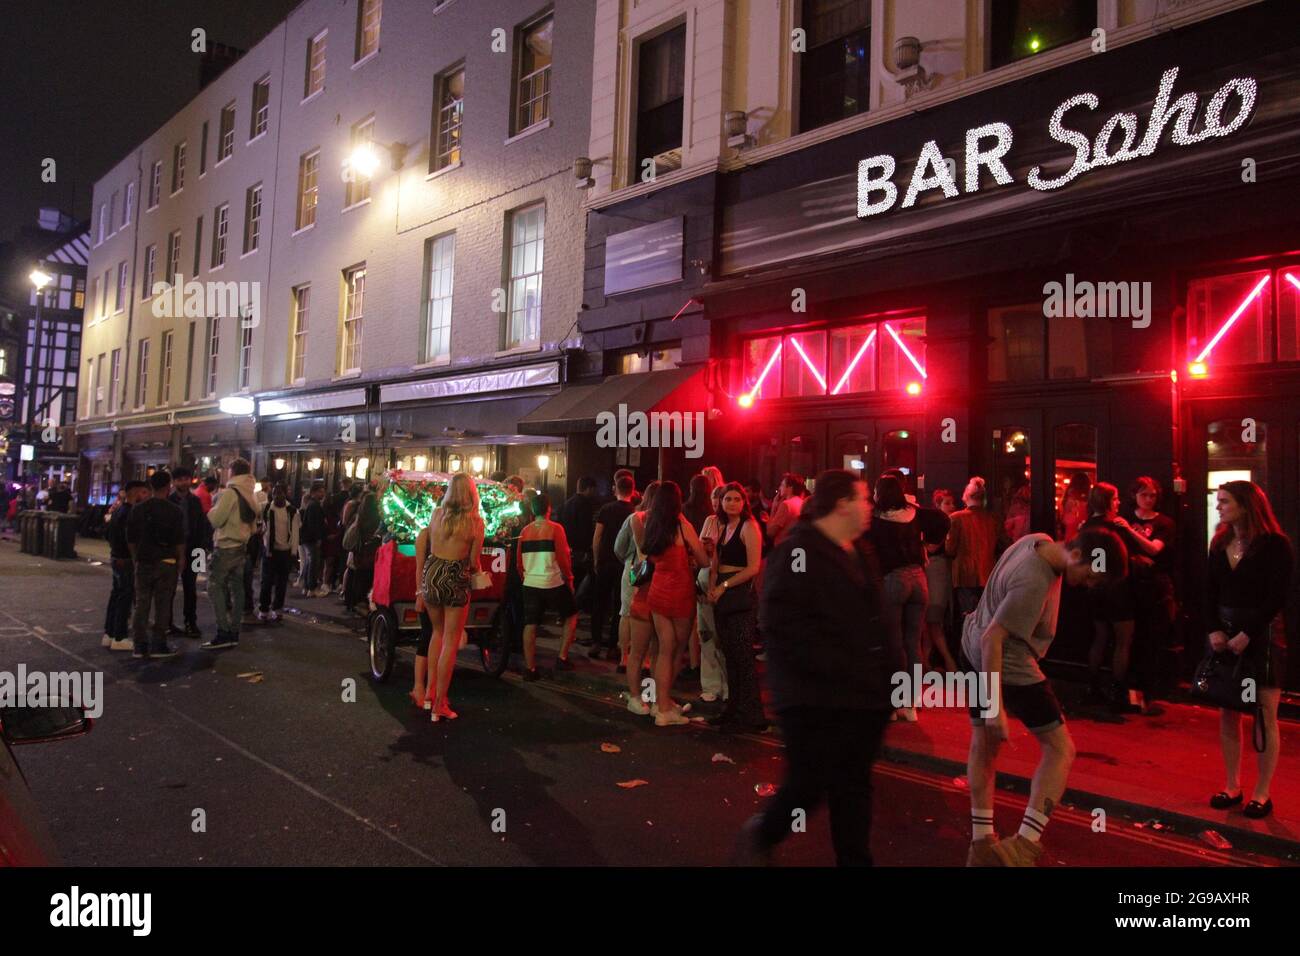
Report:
0,536,1283,867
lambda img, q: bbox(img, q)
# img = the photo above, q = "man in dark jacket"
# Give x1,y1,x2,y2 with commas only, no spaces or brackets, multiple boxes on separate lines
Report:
169,467,210,639
103,481,149,651
735,469,897,867
299,481,327,595
558,476,599,608
127,470,186,659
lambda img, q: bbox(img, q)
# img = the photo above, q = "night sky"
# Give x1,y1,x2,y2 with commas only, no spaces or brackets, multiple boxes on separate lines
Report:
0,0,302,241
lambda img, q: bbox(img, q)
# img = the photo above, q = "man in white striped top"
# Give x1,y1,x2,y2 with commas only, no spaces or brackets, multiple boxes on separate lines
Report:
517,493,580,681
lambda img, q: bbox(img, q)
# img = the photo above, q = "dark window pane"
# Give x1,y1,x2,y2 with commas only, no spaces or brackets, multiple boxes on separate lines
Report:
988,304,1044,382
989,0,1095,69
636,25,686,169
799,0,870,131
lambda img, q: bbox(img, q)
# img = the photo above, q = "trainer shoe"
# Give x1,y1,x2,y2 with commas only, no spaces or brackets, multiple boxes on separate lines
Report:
268,610,281,622
965,835,1003,867
101,633,113,648
148,645,180,660
202,634,238,650
627,696,651,716
256,610,269,622
992,834,1043,867
654,707,690,727
109,638,134,651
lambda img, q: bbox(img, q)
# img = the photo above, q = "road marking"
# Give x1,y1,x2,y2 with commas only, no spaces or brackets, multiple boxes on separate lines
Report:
3,608,445,866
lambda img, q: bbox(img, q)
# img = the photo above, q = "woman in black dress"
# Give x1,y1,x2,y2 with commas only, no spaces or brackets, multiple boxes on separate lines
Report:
1206,480,1293,819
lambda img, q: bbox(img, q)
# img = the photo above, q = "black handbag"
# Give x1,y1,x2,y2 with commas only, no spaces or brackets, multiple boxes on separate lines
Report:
629,557,655,587
1190,649,1266,752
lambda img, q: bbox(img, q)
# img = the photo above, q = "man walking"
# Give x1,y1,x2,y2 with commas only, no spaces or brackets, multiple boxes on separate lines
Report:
558,476,599,608
204,458,259,649
299,481,327,597
962,526,1128,867
258,483,299,621
126,471,186,660
103,480,148,652
588,473,636,660
168,467,209,639
517,493,580,679
735,469,896,866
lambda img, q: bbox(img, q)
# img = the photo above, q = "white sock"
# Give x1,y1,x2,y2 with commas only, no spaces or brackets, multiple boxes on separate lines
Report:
971,808,995,840
1018,806,1050,843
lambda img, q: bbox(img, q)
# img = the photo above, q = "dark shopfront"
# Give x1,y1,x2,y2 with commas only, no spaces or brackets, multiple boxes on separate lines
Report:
703,1,1300,690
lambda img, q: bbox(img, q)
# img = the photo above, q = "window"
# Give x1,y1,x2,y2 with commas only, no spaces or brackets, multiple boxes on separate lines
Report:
356,0,381,61
109,348,121,414
514,15,553,134
1280,267,1300,360
346,117,374,207
741,317,925,400
251,76,271,138
432,67,464,172
108,192,118,236
193,216,204,276
89,277,100,321
97,202,107,244
305,30,327,97
424,234,455,362
291,285,310,381
115,262,128,313
160,330,174,405
206,317,221,397
94,354,105,415
56,273,71,311
123,182,134,227
218,103,236,162
148,161,162,208
200,121,209,175
74,277,85,310
993,425,1033,540
988,303,1045,382
244,184,263,253
505,205,544,349
1053,423,1097,523
296,150,319,230
618,345,681,374
635,25,686,176
166,230,182,285
342,266,365,372
1186,270,1273,369
135,339,150,408
142,244,157,297
239,320,253,390
213,204,230,267
799,0,871,132
172,141,186,194
989,0,1095,69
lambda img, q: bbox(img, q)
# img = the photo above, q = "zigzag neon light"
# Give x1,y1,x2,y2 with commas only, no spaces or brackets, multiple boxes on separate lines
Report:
884,322,927,379
1193,274,1271,364
831,328,877,395
742,340,783,404
789,336,828,391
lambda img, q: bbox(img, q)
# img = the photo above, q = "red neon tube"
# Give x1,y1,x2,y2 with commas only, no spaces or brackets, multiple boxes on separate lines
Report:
831,328,877,395
788,336,828,392
883,322,927,379
744,340,783,403
1193,274,1271,364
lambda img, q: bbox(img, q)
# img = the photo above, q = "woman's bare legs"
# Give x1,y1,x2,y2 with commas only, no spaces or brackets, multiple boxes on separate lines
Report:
1219,709,1243,796
433,604,470,718
626,616,654,700
424,606,445,706
653,613,692,713
1252,688,1281,802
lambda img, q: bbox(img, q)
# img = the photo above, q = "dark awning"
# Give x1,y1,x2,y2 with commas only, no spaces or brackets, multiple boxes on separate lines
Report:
518,367,707,435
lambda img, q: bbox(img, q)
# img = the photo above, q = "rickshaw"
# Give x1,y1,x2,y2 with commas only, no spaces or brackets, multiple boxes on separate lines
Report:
365,471,525,683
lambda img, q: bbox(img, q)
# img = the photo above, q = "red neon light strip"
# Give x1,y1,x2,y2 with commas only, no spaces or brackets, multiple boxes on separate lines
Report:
745,341,783,402
1284,272,1300,293
831,328,877,395
883,322,927,379
789,336,828,391
1194,274,1271,364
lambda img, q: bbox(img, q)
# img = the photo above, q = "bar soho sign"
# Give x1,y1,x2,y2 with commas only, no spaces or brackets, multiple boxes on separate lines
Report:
857,66,1257,219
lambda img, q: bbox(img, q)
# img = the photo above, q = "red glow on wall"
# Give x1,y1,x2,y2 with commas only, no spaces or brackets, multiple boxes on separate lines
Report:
831,328,877,395
741,340,783,406
906,381,922,396
789,336,828,392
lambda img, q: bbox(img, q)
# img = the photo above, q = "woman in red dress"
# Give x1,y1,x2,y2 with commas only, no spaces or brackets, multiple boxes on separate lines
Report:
642,481,710,726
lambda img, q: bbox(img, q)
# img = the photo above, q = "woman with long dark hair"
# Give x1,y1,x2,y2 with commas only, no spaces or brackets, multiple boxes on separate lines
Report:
868,474,951,721
622,482,661,712
1082,482,1148,712
1206,481,1292,819
1124,476,1177,700
705,482,765,732
642,480,710,726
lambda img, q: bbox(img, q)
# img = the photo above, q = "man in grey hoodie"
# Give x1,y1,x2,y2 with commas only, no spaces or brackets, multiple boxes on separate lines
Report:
204,458,258,649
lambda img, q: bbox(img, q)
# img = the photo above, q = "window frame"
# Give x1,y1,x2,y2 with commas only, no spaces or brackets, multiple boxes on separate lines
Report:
512,12,554,136
135,338,150,410
296,149,320,232
250,75,271,139
341,265,366,374
305,29,328,100
503,203,545,350
218,102,237,163
422,233,455,363
160,329,174,406
355,0,382,64
243,183,263,254
171,141,187,195
431,64,465,174
291,284,310,383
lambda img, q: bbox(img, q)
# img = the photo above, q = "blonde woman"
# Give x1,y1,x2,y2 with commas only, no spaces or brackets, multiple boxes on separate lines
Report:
422,474,485,722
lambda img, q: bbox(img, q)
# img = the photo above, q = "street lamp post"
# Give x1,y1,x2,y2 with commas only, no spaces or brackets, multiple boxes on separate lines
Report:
24,269,53,484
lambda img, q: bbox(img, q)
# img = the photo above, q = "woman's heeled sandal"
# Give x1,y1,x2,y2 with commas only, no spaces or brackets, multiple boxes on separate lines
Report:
1209,791,1243,809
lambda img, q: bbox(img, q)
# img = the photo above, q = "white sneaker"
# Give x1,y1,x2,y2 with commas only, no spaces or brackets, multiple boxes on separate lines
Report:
101,633,113,648
256,610,269,622
109,638,134,651
627,696,651,716
268,610,280,622
699,692,719,703
655,707,690,727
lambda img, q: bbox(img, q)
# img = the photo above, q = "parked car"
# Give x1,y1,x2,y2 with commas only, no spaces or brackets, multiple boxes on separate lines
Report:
0,704,92,865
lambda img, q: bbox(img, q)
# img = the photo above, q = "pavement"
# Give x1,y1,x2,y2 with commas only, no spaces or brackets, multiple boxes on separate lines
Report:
1,532,1293,866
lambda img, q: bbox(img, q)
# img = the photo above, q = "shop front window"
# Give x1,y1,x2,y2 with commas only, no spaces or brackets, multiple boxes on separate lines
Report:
988,304,1044,383
993,426,1032,541
1186,269,1272,369
881,429,918,492
1277,267,1300,361
741,317,924,402
879,317,926,392
1207,418,1268,549
1053,422,1097,537
783,330,827,397
836,433,870,479
829,325,876,394
788,434,819,481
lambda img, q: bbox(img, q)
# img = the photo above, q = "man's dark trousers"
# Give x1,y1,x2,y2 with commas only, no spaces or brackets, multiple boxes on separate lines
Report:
259,549,292,612
133,560,180,652
755,706,891,866
590,561,622,649
108,559,135,640
175,563,199,629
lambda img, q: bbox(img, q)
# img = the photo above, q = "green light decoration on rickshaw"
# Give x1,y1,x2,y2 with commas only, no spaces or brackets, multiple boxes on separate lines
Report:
378,472,523,544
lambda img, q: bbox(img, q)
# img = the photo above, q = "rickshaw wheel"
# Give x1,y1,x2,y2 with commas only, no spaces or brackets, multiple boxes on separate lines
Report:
479,607,512,678
368,609,399,683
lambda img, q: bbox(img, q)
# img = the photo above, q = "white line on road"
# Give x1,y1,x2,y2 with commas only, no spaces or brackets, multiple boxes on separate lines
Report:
3,608,445,866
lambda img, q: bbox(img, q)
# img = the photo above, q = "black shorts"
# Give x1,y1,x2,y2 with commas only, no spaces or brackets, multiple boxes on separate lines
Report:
967,679,1065,732
521,584,577,626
